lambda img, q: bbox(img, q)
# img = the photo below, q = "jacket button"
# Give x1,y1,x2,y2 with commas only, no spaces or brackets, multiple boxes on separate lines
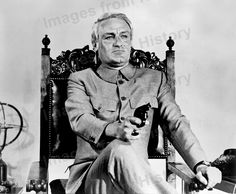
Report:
121,96,127,101
118,80,124,84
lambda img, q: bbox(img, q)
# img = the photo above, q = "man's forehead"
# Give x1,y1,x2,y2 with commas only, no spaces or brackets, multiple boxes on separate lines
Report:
99,18,131,34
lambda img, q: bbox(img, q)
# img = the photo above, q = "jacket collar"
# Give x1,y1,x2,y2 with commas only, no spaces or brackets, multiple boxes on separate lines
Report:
96,63,136,83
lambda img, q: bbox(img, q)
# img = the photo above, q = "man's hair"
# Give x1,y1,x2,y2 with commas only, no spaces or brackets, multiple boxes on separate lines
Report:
91,12,133,50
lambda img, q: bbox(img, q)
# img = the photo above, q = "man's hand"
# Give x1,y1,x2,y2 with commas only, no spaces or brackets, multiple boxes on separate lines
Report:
195,165,222,190
105,116,143,141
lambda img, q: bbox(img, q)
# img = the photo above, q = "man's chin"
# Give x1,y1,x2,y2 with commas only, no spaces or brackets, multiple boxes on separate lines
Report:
111,56,129,64
108,58,129,67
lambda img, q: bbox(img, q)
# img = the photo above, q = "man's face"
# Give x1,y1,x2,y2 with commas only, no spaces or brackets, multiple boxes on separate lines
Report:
97,18,132,68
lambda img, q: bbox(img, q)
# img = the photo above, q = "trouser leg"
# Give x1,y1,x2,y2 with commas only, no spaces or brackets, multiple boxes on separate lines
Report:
84,139,178,194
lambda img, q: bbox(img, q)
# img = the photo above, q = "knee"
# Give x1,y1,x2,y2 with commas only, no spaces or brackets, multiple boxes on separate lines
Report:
105,140,140,173
108,140,136,162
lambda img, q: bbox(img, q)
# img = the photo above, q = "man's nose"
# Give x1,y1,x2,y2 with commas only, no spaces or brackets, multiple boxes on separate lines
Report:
113,36,123,47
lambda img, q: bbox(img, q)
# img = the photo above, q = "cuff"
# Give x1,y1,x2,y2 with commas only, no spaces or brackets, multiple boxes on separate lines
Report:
193,160,211,173
96,122,116,149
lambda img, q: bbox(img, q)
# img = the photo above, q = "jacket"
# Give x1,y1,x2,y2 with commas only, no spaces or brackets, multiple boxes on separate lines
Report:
65,63,207,193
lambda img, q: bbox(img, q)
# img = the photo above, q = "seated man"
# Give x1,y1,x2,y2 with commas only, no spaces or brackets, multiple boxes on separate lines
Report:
65,12,222,194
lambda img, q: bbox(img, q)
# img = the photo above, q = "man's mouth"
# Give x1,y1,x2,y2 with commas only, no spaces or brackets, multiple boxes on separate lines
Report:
112,50,125,54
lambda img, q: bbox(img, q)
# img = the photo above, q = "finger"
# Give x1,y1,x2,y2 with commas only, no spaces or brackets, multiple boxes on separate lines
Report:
127,116,142,125
123,120,131,128
206,176,217,190
123,119,142,134
204,174,214,190
124,130,140,141
206,167,222,189
206,180,215,190
123,123,137,136
123,127,137,138
215,168,222,183
195,171,208,186
123,119,138,131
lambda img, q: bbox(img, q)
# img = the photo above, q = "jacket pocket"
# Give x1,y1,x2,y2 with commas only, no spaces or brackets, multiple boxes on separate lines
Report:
130,95,158,109
91,97,117,112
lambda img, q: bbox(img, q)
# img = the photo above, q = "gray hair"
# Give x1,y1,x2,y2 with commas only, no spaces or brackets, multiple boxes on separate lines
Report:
91,12,133,50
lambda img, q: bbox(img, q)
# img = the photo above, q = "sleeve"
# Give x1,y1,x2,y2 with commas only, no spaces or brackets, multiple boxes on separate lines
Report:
157,72,207,170
65,72,109,147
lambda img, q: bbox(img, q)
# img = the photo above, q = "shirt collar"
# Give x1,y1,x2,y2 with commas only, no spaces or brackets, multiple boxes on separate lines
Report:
96,63,136,83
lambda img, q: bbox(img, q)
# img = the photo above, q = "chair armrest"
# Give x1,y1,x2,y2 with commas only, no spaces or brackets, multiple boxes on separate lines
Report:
168,162,194,184
26,161,47,193
168,162,206,192
168,162,236,193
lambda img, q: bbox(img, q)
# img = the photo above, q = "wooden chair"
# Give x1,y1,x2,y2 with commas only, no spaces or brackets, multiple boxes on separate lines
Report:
25,35,207,194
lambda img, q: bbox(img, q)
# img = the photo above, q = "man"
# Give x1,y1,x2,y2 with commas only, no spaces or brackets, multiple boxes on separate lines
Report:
65,12,221,194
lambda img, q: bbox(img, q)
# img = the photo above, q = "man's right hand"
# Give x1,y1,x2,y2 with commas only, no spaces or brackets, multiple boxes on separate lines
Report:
105,116,142,141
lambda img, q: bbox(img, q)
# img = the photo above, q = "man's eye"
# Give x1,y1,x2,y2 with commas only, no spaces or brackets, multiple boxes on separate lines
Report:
121,34,130,40
105,36,114,40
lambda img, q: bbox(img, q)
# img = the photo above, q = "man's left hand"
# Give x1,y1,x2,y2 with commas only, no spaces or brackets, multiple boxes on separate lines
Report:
195,165,222,190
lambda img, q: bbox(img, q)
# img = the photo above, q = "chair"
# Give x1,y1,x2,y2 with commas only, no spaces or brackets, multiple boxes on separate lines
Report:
26,35,205,194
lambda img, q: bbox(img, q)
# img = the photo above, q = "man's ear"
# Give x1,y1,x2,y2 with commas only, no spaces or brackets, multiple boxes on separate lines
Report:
93,41,99,52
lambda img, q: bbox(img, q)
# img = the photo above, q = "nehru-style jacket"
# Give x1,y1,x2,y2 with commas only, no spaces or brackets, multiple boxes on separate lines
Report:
65,63,207,193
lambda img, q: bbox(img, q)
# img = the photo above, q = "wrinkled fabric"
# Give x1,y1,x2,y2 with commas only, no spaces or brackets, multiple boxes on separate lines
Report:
65,64,206,194
84,139,178,194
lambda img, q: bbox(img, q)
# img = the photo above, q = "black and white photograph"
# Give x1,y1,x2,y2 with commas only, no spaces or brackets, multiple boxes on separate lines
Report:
0,1,235,193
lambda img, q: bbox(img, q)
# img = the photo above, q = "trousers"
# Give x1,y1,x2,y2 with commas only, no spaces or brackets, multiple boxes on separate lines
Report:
83,139,178,194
